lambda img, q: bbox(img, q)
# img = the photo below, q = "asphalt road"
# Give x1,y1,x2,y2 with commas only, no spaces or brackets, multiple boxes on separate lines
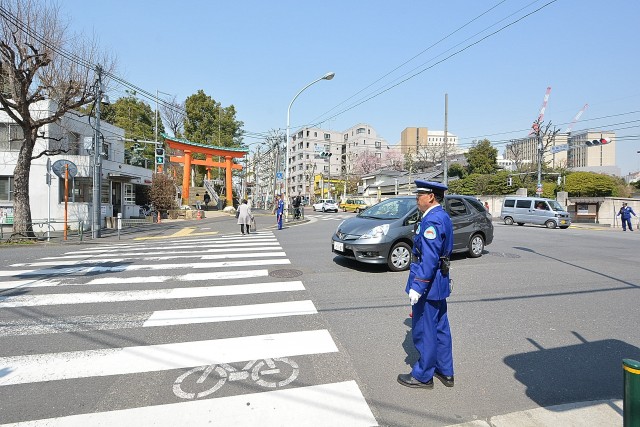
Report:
0,210,638,426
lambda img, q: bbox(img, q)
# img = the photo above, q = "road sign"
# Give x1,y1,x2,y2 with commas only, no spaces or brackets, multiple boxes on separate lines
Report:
276,172,283,180
550,144,569,154
51,159,78,178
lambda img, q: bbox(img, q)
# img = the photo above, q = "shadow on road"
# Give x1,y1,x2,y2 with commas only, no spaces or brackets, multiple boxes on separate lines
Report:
504,331,639,411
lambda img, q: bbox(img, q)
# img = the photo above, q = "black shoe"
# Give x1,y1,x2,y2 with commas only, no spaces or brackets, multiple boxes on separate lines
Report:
434,372,454,387
397,374,433,389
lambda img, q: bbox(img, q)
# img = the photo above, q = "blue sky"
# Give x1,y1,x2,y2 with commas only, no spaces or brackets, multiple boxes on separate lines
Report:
61,0,640,174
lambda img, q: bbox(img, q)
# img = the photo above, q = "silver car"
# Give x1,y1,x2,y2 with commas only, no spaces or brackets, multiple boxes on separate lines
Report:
331,195,494,272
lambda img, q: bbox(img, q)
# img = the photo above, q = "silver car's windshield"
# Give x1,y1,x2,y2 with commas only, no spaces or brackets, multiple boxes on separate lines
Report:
548,200,564,211
359,198,413,220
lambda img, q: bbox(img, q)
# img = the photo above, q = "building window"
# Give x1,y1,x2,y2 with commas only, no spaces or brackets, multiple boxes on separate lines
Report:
306,142,309,148
0,123,24,151
375,153,381,159
344,134,348,141
0,176,14,201
356,128,365,134
306,131,310,137
375,141,381,148
324,133,330,141
314,132,317,137
368,129,370,135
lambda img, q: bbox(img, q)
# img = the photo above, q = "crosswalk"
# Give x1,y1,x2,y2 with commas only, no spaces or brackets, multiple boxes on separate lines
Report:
0,231,377,426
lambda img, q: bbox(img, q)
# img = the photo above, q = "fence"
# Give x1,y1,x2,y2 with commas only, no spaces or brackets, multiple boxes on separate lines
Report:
0,219,84,241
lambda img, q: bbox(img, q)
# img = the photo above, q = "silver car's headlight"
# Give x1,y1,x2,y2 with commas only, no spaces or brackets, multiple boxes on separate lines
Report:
360,224,389,239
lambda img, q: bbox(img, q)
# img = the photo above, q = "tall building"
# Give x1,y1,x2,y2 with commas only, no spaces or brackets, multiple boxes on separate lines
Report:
287,123,387,198
399,127,458,156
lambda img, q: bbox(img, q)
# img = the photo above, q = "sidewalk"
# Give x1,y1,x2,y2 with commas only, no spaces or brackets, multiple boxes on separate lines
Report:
446,399,622,427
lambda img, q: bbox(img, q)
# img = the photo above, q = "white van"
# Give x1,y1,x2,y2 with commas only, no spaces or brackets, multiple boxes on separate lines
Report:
501,196,571,229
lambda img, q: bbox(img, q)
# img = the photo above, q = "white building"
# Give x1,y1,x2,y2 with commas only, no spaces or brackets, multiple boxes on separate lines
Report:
287,123,388,199
0,100,152,228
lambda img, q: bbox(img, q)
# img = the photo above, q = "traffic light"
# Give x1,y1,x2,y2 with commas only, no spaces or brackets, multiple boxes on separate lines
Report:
507,176,513,186
155,147,165,164
320,152,332,158
585,137,609,147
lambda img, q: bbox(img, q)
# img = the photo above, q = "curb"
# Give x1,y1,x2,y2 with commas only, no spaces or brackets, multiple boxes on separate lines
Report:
445,399,622,427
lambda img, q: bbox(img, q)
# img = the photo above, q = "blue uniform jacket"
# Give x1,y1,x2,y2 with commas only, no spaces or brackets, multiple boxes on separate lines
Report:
617,206,636,220
405,204,454,300
276,200,285,216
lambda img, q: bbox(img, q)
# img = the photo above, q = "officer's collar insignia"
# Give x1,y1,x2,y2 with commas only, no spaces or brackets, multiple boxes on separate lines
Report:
424,226,437,240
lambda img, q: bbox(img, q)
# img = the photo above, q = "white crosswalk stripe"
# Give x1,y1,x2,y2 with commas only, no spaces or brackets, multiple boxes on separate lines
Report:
0,231,377,426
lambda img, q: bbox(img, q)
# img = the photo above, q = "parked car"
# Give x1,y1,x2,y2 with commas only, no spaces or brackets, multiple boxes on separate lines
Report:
339,198,370,213
500,196,571,229
313,199,339,213
331,195,494,272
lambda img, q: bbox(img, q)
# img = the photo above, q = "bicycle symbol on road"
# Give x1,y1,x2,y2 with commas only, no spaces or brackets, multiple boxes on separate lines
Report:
173,358,299,399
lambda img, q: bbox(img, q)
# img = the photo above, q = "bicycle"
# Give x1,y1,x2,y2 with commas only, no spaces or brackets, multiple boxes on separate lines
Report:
173,357,299,400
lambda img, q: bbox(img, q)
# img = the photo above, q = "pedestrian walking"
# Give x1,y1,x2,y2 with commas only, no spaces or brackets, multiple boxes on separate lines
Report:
484,201,490,212
195,193,201,210
398,180,455,390
236,199,253,235
275,194,284,230
617,202,636,231
203,192,211,211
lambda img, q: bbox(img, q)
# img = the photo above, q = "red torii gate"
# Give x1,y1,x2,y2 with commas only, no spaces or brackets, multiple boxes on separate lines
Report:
162,134,248,207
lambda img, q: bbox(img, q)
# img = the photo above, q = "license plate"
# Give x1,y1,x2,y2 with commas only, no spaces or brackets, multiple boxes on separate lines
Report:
333,241,344,252
560,220,566,224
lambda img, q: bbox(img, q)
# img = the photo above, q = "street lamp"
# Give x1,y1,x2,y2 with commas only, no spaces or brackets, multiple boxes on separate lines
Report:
285,72,335,220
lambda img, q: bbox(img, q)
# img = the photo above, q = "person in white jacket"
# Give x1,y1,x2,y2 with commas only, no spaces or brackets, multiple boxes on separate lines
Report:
236,199,253,235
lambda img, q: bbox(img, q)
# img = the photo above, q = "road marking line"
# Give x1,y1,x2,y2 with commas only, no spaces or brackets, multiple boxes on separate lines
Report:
41,245,283,261
0,329,337,386
143,300,317,327
0,381,377,427
87,269,270,285
0,259,291,278
59,239,279,255
0,281,305,308
12,252,287,268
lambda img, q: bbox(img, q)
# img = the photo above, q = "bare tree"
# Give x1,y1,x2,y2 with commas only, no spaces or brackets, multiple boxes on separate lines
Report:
0,0,114,238
161,95,184,138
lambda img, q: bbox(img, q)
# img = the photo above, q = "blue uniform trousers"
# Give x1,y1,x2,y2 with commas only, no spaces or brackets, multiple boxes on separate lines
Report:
411,298,453,383
277,214,283,230
622,217,633,231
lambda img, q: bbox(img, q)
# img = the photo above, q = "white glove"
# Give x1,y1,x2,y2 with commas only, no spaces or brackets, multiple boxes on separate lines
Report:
409,289,421,306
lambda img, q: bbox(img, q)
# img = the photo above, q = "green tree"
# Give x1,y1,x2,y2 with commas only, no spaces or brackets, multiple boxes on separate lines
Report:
565,172,619,197
183,90,244,147
448,163,467,179
465,139,497,174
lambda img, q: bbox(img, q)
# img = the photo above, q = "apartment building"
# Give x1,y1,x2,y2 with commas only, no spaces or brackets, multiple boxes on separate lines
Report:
287,123,387,198
399,127,458,156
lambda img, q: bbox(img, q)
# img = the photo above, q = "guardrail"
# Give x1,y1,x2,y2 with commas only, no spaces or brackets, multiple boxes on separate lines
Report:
0,219,85,241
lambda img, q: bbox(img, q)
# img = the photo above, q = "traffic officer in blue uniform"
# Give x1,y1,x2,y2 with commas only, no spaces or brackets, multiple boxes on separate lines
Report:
398,180,455,389
275,194,285,230
616,202,636,231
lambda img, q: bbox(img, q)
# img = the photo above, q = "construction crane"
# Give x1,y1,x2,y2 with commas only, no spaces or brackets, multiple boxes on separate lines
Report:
529,86,552,135
564,103,589,136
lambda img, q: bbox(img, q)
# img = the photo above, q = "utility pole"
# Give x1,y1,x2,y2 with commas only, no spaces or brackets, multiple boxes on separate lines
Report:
92,66,103,239
443,93,449,186
537,130,543,195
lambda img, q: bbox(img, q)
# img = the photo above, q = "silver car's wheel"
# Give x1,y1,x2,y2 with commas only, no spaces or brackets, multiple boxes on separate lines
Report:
504,216,514,225
322,207,325,212
545,220,557,229
468,234,484,258
387,242,411,272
